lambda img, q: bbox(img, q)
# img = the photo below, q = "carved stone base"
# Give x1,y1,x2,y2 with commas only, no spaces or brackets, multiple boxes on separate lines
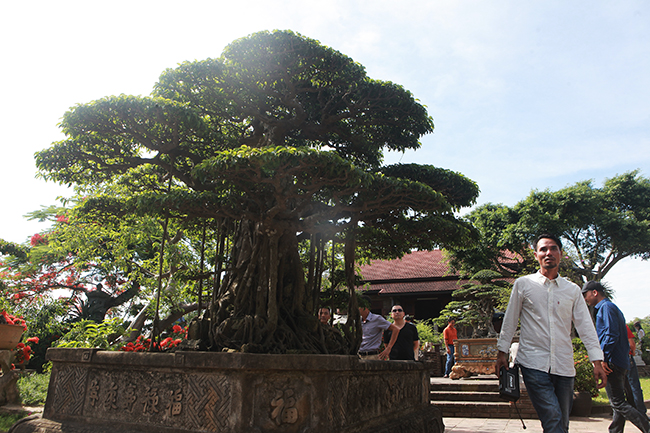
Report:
10,349,443,433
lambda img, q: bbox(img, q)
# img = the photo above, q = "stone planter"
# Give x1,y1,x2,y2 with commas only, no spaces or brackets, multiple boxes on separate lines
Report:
571,391,592,417
0,324,24,350
12,348,444,433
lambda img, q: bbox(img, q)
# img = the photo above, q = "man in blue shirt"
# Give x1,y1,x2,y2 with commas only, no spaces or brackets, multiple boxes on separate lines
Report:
583,281,650,433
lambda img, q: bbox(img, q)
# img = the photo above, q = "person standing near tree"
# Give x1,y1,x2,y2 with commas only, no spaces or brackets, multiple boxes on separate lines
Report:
635,322,645,353
318,307,332,325
358,296,400,360
382,305,419,360
443,318,457,378
583,281,650,433
496,234,607,433
626,324,647,416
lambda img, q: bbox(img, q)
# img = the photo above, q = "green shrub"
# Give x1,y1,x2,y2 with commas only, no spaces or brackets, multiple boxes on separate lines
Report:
572,338,598,397
415,319,442,345
0,411,30,431
54,318,124,349
17,372,50,406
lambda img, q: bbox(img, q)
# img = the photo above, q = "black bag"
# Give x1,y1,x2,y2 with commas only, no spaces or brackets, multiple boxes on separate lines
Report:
499,365,520,402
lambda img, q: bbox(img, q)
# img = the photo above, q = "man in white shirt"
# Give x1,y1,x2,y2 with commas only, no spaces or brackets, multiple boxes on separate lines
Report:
495,234,607,433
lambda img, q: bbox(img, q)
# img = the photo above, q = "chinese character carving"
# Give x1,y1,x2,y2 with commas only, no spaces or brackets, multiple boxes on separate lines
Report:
143,386,159,414
271,388,298,425
122,384,138,413
104,381,118,410
166,388,183,417
88,379,99,407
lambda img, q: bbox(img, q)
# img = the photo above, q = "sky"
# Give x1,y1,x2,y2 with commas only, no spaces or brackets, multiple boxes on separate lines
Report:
1,1,649,320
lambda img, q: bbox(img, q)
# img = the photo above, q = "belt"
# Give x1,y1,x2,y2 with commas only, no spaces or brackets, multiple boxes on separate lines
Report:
359,350,379,356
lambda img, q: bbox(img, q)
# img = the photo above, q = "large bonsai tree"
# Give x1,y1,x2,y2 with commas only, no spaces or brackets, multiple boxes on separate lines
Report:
34,30,479,354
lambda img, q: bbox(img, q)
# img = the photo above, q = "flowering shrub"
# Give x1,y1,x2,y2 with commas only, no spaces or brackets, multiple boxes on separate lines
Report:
120,335,150,352
29,233,48,247
14,341,33,366
573,338,598,396
120,325,186,352
1,311,27,330
0,311,37,369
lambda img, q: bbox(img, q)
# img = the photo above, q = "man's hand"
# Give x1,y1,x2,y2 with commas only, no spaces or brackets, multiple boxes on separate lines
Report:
379,323,401,360
593,360,608,389
379,347,391,360
495,351,509,378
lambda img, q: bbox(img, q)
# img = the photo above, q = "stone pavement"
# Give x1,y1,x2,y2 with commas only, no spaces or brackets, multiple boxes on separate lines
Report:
444,415,614,432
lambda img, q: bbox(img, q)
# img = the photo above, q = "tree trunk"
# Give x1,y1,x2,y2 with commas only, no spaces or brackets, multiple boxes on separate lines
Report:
208,220,349,354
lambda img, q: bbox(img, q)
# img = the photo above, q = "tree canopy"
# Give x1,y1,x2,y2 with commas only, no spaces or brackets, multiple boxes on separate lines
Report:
28,30,480,354
515,170,650,281
446,170,650,286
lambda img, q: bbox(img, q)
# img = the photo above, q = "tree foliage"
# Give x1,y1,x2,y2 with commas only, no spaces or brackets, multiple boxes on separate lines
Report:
29,30,479,354
515,170,650,281
444,203,532,278
435,269,511,337
446,171,650,288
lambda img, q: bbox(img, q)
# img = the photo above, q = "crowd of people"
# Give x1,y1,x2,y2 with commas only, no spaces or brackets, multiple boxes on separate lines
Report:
496,233,649,433
317,232,648,432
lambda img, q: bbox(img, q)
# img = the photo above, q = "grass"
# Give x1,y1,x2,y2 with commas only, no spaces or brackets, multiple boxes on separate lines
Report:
593,376,650,405
16,372,50,406
0,411,30,432
0,372,50,432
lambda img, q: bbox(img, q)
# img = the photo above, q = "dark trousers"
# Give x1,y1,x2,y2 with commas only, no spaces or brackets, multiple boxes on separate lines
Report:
606,363,650,433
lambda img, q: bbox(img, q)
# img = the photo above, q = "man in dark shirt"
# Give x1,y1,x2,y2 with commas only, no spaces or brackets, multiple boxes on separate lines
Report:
383,305,419,360
583,281,650,433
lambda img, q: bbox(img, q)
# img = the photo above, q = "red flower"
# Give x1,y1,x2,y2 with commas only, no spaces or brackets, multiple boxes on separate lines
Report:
26,337,39,344
30,234,48,246
172,325,182,334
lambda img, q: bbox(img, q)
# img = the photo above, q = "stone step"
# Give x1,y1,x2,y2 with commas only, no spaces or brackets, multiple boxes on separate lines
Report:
430,390,504,402
430,377,500,392
429,376,537,419
432,400,539,419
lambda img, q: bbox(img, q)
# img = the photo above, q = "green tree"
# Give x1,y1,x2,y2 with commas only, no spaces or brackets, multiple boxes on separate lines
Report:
515,170,650,282
33,30,479,354
0,197,209,340
435,269,511,337
445,203,533,278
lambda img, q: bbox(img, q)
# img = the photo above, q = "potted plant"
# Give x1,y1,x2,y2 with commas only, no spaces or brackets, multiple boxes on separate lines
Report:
571,338,597,416
0,312,26,352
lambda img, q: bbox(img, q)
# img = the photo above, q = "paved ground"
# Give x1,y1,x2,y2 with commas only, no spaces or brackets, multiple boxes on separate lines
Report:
444,415,614,432
0,404,629,432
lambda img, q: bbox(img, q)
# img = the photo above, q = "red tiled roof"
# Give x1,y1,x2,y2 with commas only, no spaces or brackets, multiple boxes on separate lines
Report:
358,250,453,281
362,279,470,295
357,249,517,296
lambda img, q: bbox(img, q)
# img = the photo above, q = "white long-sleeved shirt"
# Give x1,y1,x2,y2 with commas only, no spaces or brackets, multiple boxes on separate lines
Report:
497,271,603,377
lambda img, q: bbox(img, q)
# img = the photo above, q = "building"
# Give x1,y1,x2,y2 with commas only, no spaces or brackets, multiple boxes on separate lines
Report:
357,249,518,321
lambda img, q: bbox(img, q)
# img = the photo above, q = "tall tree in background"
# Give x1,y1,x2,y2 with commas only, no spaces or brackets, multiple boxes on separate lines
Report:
444,203,532,278
447,171,650,287
33,30,479,354
515,170,650,282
